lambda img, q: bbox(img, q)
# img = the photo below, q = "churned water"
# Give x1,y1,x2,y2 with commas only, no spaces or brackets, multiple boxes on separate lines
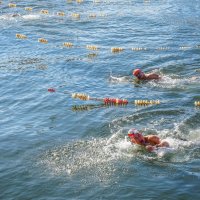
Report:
0,0,200,199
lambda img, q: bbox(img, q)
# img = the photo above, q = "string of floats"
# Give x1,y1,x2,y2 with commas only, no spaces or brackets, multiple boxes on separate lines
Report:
70,92,200,107
46,88,200,107
72,92,159,105
15,33,200,53
3,0,160,9
4,2,200,52
5,1,200,29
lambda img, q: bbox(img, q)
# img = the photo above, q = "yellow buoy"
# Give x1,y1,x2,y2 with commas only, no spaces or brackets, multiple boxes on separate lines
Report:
25,7,33,11
72,13,80,19
57,12,65,16
194,101,200,106
16,33,27,39
86,45,98,51
63,42,73,47
93,0,101,3
38,38,48,44
132,47,147,51
111,47,123,53
134,100,160,106
72,93,90,100
40,10,49,14
76,0,83,3
8,3,16,7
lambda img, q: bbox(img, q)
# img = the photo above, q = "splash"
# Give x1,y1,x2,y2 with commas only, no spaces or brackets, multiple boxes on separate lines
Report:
157,126,200,162
148,75,199,89
0,13,41,21
109,112,200,163
0,13,21,20
40,133,134,183
22,14,41,20
109,75,132,83
39,114,200,182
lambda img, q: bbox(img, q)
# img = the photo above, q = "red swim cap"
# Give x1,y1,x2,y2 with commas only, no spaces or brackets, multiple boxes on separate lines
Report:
128,128,145,145
128,128,140,137
133,69,142,76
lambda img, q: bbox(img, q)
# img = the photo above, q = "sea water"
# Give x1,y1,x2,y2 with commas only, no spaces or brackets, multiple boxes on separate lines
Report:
0,0,200,199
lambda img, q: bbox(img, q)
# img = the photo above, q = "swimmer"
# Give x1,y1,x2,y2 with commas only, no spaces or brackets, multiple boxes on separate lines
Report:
128,128,169,152
133,68,161,80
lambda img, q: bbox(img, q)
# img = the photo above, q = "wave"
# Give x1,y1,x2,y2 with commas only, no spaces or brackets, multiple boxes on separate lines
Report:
109,73,199,90
39,132,134,183
0,13,51,21
39,122,200,183
109,75,133,84
22,14,41,20
148,75,199,89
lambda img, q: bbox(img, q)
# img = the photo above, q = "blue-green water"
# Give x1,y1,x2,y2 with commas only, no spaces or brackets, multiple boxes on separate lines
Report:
1,0,200,199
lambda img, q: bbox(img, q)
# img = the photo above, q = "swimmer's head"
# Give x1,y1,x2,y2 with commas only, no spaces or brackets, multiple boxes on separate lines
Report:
128,128,145,145
133,69,145,79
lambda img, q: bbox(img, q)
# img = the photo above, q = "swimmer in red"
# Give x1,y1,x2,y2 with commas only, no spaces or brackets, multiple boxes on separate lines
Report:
128,128,169,152
133,69,160,80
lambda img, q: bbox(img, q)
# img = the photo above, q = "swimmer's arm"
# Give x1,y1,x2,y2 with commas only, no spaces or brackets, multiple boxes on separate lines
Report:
146,73,161,80
144,135,160,145
144,139,170,152
156,140,170,148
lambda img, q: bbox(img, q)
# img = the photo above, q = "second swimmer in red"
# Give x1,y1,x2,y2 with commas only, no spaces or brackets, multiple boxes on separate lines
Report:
133,68,161,80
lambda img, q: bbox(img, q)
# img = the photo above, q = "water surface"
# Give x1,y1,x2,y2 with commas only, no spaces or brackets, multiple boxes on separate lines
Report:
0,0,200,199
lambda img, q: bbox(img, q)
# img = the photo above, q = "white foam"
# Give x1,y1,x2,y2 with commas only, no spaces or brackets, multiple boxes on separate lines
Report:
188,129,200,142
22,14,41,20
109,75,131,83
0,14,20,20
155,147,175,157
149,75,199,89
